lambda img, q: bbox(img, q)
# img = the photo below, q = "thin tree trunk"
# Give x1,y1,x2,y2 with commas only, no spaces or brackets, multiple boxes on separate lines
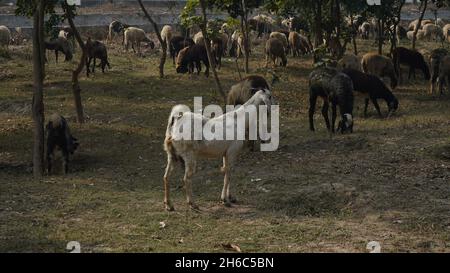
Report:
199,0,226,101
241,0,249,73
314,1,323,47
32,0,45,178
377,18,383,54
64,1,85,123
137,0,166,78
412,0,428,50
350,15,358,55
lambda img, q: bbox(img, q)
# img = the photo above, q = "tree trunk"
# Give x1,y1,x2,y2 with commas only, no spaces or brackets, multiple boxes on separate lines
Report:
198,0,226,101
64,1,85,123
137,0,166,78
412,0,428,50
241,0,250,73
32,0,45,178
314,0,323,47
377,18,383,54
350,15,358,55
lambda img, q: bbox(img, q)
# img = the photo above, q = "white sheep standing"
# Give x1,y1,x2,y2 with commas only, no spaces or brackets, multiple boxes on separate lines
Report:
124,27,152,53
442,24,450,42
193,31,205,46
423,24,444,41
163,89,274,211
160,25,173,54
0,25,11,49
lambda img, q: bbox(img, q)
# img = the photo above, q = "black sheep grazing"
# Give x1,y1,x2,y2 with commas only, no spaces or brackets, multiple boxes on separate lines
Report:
429,48,448,94
44,37,73,63
342,68,399,118
169,36,195,65
86,39,111,77
176,44,210,77
211,37,224,69
309,67,354,134
392,47,430,82
46,114,79,174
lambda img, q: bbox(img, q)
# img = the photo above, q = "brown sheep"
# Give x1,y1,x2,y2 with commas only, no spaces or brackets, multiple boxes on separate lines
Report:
338,54,361,71
269,31,288,52
265,38,287,67
437,55,450,95
429,48,448,94
361,52,397,89
288,31,310,56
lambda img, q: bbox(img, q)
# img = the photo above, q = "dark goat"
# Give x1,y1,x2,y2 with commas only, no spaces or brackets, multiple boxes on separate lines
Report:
108,20,130,44
85,39,111,77
211,37,224,69
46,114,79,174
169,36,194,65
248,18,272,38
44,37,73,63
429,48,448,94
227,75,270,106
309,67,354,134
392,47,430,82
342,68,399,118
176,44,209,77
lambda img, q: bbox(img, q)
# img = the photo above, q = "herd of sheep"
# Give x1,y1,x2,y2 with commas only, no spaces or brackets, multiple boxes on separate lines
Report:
1,12,450,210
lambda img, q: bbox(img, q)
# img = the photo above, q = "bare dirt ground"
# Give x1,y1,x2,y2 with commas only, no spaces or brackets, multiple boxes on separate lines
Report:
0,36,450,252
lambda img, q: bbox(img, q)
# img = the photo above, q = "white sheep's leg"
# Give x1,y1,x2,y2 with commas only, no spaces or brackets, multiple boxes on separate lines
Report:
220,155,232,207
163,155,175,211
183,156,198,210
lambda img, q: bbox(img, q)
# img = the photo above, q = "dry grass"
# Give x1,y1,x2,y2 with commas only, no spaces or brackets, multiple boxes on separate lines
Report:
0,37,450,253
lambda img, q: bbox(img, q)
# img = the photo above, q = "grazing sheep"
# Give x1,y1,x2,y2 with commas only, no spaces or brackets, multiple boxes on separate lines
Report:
265,38,287,67
396,25,407,43
289,31,310,56
124,27,154,54
85,38,111,77
163,89,274,210
423,24,444,41
407,30,425,41
361,52,398,89
218,32,229,56
309,67,354,133
227,75,270,106
337,54,361,71
176,44,209,77
421,19,433,28
108,20,129,43
249,14,274,38
45,37,73,63
409,19,419,31
437,55,450,95
359,22,371,39
161,25,173,54
0,25,11,49
342,68,399,118
211,37,224,69
269,31,289,52
46,114,79,174
443,24,450,42
169,36,195,65
392,47,430,83
193,31,205,46
429,48,448,94
436,18,446,28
